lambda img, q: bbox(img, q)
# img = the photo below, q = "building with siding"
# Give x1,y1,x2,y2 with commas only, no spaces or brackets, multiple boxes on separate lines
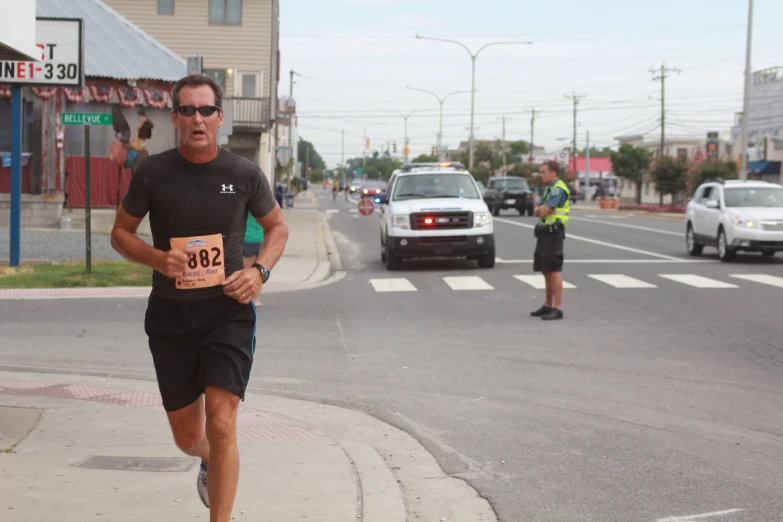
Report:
0,0,186,226
101,0,281,185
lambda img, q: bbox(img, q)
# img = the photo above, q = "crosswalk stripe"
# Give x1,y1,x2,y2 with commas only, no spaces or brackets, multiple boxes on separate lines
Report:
349,209,359,213
370,278,417,292
729,274,783,288
326,209,340,214
659,274,738,288
514,275,576,289
442,276,494,291
588,274,657,289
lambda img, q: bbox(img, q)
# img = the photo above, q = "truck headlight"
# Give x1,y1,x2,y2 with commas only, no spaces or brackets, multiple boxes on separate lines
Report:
732,216,756,228
474,212,491,227
392,214,410,229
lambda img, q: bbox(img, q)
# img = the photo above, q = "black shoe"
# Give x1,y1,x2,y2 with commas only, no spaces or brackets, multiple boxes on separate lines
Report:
541,308,564,321
530,305,553,317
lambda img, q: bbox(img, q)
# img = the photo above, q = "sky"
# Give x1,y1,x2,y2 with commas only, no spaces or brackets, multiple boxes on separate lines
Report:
279,0,783,169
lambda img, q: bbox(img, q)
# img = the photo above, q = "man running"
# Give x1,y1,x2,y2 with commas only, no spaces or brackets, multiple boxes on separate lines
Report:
110,74,288,522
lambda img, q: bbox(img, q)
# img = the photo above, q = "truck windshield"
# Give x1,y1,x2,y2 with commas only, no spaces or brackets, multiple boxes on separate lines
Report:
491,178,529,190
393,174,480,200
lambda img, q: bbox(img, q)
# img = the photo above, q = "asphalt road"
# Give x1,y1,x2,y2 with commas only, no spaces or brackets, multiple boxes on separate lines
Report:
2,191,783,522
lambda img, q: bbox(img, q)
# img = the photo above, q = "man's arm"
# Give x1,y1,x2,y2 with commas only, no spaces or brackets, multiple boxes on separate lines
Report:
255,205,289,269
110,207,192,278
535,205,555,217
221,205,289,304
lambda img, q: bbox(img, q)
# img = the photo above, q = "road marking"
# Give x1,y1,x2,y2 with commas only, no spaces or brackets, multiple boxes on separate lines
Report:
493,217,686,261
326,209,340,214
496,259,714,264
513,275,576,289
659,274,738,288
369,278,417,292
569,215,684,236
588,274,658,288
349,208,359,213
730,274,783,288
657,508,743,522
442,276,494,291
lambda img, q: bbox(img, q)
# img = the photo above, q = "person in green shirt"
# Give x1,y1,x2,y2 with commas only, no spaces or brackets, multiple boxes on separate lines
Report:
242,214,265,306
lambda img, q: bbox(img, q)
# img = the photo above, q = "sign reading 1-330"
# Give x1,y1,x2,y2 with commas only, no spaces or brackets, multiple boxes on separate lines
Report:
0,18,84,87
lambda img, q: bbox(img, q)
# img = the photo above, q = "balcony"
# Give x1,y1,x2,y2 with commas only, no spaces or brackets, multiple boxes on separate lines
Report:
226,97,270,133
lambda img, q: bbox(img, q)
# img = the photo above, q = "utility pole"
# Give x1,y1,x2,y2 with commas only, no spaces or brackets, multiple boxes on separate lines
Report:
585,130,590,197
739,0,754,181
497,116,510,176
288,70,296,186
565,93,585,180
525,108,540,162
650,63,680,158
341,128,345,185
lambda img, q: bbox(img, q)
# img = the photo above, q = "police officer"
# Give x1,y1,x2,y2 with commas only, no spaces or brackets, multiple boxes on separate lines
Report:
530,160,570,321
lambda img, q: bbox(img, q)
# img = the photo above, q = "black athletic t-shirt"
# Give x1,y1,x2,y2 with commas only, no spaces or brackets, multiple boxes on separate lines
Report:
122,147,277,300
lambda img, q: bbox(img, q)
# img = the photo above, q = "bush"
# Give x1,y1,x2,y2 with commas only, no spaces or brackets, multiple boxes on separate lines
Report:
290,177,302,192
617,203,686,213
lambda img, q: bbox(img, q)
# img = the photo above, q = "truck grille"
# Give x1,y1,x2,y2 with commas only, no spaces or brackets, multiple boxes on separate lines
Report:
411,212,472,230
761,221,783,231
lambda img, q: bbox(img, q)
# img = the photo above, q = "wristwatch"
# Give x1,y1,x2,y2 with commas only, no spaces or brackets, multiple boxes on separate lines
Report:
252,263,270,283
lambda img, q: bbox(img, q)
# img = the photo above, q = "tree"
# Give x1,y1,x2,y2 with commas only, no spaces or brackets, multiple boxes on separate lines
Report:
610,144,650,204
412,153,438,163
508,140,530,158
650,156,689,206
579,145,614,157
297,138,326,179
690,159,738,194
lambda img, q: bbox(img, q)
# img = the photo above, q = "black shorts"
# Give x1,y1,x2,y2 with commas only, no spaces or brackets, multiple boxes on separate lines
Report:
533,232,565,273
145,293,257,412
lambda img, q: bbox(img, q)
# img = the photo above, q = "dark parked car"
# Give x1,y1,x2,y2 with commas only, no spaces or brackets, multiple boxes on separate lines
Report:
483,176,534,216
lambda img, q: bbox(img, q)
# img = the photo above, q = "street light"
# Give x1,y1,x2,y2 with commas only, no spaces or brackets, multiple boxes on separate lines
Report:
378,108,433,162
739,0,754,181
415,34,533,169
406,86,469,160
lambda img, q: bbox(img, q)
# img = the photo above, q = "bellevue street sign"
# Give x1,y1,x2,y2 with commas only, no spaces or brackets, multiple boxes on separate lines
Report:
62,113,112,125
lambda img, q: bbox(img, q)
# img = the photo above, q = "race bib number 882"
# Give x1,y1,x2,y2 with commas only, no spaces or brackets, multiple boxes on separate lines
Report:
169,234,225,289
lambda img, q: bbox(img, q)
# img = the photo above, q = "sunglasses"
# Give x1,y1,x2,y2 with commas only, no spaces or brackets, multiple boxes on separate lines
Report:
173,105,221,117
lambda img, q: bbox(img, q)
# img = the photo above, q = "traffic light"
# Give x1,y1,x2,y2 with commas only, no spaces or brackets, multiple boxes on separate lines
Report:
366,138,371,150
431,146,436,157
393,143,397,153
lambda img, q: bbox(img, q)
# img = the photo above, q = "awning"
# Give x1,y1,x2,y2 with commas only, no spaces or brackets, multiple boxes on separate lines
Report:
747,161,781,175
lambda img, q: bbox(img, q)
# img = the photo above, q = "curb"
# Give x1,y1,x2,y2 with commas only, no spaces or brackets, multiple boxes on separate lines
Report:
0,370,497,522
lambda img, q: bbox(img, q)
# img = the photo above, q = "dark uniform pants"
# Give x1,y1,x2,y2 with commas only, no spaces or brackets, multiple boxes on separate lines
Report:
533,226,565,273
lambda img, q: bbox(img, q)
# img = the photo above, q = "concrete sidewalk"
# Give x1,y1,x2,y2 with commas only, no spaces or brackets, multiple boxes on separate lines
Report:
0,189,342,299
0,371,495,522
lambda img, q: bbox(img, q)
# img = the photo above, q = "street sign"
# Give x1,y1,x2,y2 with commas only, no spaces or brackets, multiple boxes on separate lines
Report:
62,113,112,125
0,18,84,87
358,198,375,216
187,55,203,75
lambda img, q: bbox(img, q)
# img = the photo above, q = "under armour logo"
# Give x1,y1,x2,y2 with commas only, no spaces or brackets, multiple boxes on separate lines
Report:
221,184,234,194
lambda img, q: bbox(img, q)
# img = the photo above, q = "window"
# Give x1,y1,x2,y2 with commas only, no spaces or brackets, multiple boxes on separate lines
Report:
203,69,226,92
158,0,174,15
392,174,480,200
210,0,242,24
724,187,783,208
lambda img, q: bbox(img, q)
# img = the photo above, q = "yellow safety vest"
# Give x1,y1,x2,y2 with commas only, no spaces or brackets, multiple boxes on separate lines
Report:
539,179,570,227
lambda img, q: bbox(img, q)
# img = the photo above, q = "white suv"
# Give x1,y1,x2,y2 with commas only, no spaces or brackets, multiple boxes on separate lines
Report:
685,179,783,261
378,163,495,270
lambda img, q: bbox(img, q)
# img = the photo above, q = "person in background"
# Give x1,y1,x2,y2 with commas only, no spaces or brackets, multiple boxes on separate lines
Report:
243,213,265,307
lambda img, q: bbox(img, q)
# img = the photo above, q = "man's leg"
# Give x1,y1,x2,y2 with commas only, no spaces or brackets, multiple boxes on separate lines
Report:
545,271,563,310
204,385,241,522
166,396,210,464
